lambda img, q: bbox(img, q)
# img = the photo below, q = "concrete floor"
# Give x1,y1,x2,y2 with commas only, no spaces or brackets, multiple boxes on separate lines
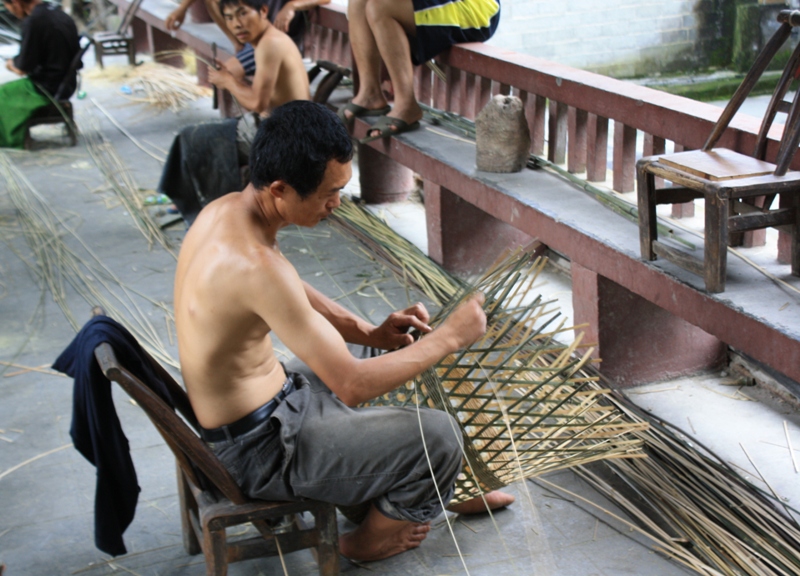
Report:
1,51,799,576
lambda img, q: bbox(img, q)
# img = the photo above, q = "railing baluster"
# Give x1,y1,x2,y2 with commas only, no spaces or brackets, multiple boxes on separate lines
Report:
447,66,461,114
478,76,492,112
463,72,477,119
587,114,608,182
415,65,433,109
568,107,588,174
433,61,448,110
613,121,636,193
548,100,568,165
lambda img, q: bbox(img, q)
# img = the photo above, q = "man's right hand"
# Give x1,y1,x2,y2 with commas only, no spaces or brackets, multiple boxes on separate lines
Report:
165,7,187,30
439,293,487,351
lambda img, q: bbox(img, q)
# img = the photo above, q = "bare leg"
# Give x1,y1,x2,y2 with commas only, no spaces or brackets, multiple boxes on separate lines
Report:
364,0,422,135
447,490,516,515
339,504,431,562
346,0,389,119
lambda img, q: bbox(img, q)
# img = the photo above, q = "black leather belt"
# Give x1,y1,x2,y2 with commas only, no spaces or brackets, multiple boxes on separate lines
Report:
199,378,294,443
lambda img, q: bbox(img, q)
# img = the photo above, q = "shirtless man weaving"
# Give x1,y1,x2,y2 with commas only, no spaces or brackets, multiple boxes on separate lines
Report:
174,101,513,561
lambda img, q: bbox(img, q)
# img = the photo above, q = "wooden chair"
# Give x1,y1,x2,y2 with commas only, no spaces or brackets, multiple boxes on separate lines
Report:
637,9,800,293
92,0,143,68
93,334,340,576
24,34,93,150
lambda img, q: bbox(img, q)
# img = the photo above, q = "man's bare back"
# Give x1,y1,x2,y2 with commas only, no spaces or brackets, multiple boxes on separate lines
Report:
174,191,290,428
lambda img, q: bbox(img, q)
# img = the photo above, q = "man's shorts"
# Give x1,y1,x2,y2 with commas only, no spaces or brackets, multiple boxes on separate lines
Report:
410,0,501,65
236,43,256,76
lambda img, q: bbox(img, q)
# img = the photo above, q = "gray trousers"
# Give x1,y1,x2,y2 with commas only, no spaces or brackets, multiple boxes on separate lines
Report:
209,346,464,523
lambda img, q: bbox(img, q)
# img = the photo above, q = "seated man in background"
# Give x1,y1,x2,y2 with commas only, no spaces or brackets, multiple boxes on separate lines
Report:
158,0,309,224
174,101,513,562
0,0,79,148
340,0,500,141
165,0,329,75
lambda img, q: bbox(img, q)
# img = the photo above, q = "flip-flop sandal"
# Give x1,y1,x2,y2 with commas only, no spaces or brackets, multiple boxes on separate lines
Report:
336,102,392,128
359,116,421,144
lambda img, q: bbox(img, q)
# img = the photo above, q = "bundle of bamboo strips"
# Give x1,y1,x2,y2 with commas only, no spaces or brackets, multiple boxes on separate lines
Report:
329,197,463,305
331,195,800,575
0,152,178,368
570,384,800,576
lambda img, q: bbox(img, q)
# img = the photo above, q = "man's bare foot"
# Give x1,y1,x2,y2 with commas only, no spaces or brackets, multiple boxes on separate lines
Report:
339,504,430,562
447,490,516,515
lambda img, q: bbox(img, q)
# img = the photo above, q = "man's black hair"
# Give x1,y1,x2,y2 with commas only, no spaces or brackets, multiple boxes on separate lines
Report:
249,101,354,198
219,0,267,15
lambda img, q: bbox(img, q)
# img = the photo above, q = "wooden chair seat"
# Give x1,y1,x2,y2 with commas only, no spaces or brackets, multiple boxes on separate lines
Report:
92,321,340,576
25,101,77,148
637,9,800,293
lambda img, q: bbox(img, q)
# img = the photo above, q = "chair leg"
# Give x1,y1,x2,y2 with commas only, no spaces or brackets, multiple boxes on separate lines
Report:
637,164,658,260
203,523,228,576
705,193,728,293
313,504,340,576
176,464,202,555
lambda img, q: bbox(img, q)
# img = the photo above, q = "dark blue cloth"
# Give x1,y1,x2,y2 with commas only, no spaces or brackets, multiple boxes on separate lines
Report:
53,316,173,557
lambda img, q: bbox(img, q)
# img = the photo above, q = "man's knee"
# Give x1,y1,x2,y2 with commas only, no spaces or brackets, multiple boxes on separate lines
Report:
364,0,414,29
418,409,463,462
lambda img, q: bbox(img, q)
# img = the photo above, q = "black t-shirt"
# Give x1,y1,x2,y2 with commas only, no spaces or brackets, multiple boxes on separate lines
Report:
14,3,80,98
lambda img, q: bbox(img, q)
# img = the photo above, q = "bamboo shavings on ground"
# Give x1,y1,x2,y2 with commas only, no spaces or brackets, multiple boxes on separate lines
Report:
329,196,463,306
81,106,175,256
0,152,178,368
84,60,211,112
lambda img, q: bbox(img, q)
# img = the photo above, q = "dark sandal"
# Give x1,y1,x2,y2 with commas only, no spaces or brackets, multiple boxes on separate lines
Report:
337,102,392,128
359,116,420,144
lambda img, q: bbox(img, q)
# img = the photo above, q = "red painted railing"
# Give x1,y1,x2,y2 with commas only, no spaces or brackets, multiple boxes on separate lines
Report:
306,4,783,199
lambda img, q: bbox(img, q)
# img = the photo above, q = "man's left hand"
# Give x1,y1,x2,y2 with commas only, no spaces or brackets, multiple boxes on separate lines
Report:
371,302,432,350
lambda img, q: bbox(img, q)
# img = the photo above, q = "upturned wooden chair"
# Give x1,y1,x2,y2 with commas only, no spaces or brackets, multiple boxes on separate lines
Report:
93,331,340,575
637,9,800,293
92,0,143,68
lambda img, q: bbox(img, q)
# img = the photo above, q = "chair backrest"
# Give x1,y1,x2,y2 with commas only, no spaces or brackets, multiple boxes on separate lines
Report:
704,9,800,176
93,342,251,506
52,34,94,101
117,0,145,35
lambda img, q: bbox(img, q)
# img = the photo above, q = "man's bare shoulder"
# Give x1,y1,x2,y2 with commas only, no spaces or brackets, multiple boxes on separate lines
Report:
255,25,300,57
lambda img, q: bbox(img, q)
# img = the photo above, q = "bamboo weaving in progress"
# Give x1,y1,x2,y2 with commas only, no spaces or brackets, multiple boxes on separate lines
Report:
365,245,648,501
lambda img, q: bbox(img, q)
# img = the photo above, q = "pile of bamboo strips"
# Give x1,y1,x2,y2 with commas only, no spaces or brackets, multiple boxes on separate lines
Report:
84,60,211,112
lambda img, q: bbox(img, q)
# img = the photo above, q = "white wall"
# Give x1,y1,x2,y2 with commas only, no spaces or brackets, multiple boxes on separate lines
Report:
486,0,700,76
